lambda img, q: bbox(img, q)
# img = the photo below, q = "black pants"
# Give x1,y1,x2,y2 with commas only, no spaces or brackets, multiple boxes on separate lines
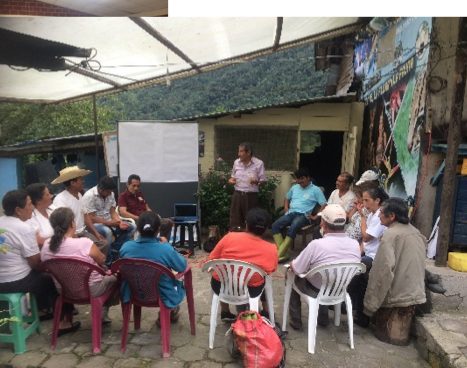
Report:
0,270,58,311
0,270,73,317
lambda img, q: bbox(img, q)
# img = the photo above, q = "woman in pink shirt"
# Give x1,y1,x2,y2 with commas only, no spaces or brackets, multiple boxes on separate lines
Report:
41,207,119,325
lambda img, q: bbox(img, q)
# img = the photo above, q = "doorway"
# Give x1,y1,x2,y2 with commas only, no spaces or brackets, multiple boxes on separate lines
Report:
299,131,344,199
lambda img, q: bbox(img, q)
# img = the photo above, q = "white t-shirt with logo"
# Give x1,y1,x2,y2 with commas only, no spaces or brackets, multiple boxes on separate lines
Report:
0,216,39,282
53,190,85,234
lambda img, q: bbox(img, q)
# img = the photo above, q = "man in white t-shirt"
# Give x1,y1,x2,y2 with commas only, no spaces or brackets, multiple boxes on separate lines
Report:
328,172,357,216
288,204,361,330
52,166,108,256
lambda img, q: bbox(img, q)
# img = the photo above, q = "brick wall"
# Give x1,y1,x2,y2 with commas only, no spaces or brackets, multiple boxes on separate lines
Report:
0,0,93,16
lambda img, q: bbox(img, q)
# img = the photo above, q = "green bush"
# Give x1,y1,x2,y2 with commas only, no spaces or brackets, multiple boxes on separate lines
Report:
196,158,282,234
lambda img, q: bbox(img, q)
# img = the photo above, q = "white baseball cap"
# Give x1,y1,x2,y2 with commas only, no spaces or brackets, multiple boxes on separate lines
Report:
356,170,379,185
318,204,347,225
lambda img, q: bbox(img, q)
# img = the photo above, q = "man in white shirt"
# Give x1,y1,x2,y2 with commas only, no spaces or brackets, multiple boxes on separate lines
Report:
313,172,356,240
288,204,361,329
52,166,108,256
82,176,136,265
328,172,357,216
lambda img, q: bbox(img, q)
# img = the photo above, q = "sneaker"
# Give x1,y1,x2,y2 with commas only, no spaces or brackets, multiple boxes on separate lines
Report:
317,314,330,327
102,306,111,325
355,314,370,328
259,309,270,319
289,318,303,331
221,311,237,322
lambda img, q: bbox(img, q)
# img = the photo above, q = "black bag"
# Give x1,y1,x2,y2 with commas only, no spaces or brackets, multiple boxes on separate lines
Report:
203,225,221,253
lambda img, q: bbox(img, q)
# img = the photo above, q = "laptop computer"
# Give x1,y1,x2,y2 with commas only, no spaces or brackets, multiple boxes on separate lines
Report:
173,203,198,222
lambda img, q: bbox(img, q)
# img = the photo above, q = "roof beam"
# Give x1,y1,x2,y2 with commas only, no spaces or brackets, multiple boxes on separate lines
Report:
272,17,283,52
65,61,122,87
130,17,200,72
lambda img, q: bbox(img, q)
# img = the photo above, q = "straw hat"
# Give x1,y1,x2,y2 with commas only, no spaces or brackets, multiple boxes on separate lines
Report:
51,166,91,184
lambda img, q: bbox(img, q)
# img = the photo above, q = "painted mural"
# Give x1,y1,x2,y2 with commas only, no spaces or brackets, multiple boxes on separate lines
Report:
357,17,432,206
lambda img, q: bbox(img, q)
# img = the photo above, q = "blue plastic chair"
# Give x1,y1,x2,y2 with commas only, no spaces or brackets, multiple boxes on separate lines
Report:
0,293,42,354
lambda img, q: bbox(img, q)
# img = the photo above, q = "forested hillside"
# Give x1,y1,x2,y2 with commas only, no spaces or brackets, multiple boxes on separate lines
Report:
103,42,330,120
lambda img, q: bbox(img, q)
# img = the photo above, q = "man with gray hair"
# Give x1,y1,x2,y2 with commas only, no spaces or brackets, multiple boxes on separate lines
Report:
363,198,426,323
228,142,266,231
288,204,361,329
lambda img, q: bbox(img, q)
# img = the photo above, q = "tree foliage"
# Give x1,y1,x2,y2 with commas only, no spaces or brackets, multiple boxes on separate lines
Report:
0,97,125,146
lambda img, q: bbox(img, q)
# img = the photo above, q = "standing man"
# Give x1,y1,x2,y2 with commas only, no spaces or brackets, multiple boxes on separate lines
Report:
228,142,266,231
272,168,327,262
82,176,136,265
363,198,426,324
287,204,361,329
118,174,173,239
52,166,108,256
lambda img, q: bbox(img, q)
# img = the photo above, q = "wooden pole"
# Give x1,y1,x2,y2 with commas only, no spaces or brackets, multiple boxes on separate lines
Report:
435,18,467,267
93,94,101,180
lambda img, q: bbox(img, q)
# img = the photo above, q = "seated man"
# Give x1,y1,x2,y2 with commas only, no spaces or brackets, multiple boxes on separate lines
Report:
52,166,108,255
328,172,356,217
272,168,327,262
313,172,356,240
118,174,173,240
288,204,361,329
208,208,278,321
363,198,426,324
83,176,136,265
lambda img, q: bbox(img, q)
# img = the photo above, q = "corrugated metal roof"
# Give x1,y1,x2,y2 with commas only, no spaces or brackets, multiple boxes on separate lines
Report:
173,92,357,121
0,131,115,157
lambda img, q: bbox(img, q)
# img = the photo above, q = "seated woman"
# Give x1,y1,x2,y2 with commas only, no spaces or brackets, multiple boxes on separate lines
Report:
26,183,56,248
41,207,119,324
0,190,77,335
208,207,278,322
119,211,187,325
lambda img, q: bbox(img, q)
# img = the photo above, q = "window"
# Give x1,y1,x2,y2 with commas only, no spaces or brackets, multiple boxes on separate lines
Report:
215,125,298,171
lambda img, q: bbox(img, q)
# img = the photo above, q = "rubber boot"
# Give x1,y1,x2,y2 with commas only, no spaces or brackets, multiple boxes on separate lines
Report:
278,236,293,262
273,233,284,249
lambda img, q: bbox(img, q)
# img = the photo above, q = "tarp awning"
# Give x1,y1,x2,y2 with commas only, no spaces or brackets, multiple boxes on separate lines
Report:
0,17,362,104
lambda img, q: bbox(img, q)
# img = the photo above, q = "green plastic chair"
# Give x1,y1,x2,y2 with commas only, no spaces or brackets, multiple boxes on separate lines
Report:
0,293,42,354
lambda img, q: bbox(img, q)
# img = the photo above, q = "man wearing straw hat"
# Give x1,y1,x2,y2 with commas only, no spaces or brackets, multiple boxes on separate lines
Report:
52,166,109,256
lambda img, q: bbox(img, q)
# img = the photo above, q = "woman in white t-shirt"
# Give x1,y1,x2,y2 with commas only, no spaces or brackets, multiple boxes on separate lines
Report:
352,185,389,327
41,207,119,324
26,183,56,248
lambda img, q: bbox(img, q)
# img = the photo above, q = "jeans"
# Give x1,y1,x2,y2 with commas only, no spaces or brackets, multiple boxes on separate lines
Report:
92,222,136,264
272,212,311,239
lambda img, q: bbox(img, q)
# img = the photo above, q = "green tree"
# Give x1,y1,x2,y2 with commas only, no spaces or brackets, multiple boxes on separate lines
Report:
0,96,125,146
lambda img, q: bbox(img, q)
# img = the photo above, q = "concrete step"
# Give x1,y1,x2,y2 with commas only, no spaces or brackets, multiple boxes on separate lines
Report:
415,311,467,368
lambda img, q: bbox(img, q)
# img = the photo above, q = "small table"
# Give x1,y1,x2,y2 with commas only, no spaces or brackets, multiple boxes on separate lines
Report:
172,220,201,257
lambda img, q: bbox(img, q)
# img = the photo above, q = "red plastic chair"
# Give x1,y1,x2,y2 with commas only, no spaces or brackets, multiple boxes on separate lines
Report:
111,258,196,358
41,257,118,354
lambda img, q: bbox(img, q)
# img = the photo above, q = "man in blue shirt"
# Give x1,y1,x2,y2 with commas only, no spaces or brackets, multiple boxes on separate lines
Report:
272,168,327,262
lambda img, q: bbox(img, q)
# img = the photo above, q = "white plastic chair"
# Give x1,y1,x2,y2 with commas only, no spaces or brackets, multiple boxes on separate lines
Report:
282,262,366,354
116,206,138,239
202,259,275,349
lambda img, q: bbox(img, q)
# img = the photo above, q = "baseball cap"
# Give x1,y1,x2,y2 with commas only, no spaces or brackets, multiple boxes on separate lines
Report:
356,170,379,185
318,204,347,225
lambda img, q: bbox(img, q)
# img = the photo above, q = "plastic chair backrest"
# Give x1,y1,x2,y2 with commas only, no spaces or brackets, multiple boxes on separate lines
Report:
41,257,107,303
301,262,366,305
111,258,175,307
202,259,267,302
